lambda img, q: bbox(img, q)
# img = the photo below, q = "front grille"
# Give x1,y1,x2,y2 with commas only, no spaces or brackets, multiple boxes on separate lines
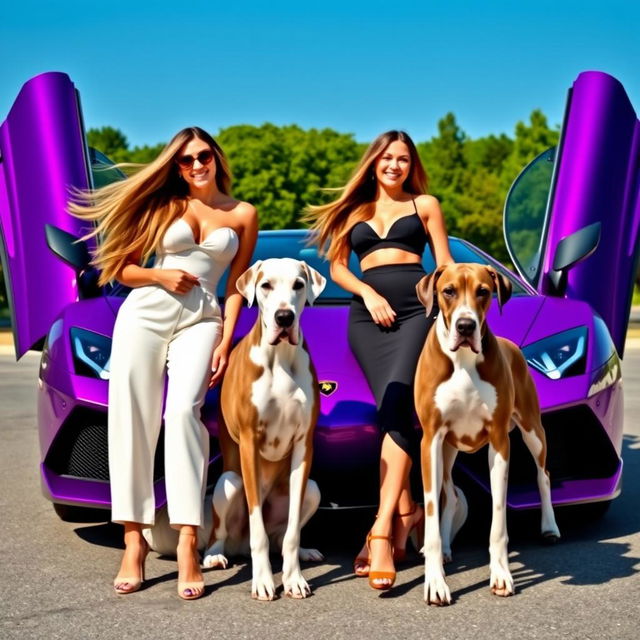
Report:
45,408,165,482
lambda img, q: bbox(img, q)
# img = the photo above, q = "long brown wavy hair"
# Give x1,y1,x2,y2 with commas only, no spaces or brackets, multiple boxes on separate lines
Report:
69,126,231,285
304,130,428,260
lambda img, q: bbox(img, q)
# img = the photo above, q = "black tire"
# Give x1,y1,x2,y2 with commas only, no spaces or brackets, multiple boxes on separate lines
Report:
558,500,612,524
53,503,110,523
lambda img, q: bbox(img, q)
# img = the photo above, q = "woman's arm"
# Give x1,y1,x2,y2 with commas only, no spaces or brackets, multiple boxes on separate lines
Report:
116,251,200,294
330,245,396,327
209,202,258,387
416,194,454,266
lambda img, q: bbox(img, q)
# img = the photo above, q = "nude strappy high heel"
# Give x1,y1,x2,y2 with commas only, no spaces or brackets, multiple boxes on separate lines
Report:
113,540,149,595
367,533,396,591
177,531,205,600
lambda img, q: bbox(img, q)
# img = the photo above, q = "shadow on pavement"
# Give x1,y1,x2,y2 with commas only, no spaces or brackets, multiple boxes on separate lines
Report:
71,433,640,598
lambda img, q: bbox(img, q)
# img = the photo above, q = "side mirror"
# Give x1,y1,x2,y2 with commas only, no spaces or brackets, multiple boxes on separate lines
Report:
547,221,601,295
44,224,101,298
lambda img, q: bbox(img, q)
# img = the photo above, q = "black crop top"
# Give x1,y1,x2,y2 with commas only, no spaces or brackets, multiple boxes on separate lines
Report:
349,200,428,260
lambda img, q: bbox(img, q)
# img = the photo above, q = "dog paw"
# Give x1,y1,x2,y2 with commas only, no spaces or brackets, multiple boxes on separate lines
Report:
424,569,452,605
251,557,276,601
442,546,453,564
251,576,276,601
541,527,561,545
299,547,324,562
283,571,311,599
202,552,229,569
489,564,515,597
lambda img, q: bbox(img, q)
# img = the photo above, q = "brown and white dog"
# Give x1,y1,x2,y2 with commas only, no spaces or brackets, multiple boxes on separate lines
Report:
202,258,326,600
414,263,560,605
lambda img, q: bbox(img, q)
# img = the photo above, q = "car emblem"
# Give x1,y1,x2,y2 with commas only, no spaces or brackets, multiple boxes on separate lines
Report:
318,381,338,396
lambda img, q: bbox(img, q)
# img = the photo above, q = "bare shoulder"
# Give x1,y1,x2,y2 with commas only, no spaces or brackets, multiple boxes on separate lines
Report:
414,194,442,217
230,200,258,230
231,200,257,219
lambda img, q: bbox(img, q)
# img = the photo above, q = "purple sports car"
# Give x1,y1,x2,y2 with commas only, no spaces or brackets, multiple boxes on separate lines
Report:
1,71,638,520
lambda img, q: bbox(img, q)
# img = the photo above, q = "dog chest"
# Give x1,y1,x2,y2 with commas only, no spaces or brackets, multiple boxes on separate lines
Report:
249,345,315,461
434,366,497,448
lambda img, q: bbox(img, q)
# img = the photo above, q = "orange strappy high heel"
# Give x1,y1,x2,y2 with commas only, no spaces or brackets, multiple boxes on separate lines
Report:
367,533,396,590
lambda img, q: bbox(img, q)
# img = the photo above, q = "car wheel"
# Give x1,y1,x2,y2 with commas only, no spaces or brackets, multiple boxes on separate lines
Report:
573,500,612,520
53,503,110,523
556,499,612,528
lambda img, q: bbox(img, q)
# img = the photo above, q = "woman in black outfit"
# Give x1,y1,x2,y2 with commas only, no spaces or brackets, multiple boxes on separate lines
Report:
306,131,454,590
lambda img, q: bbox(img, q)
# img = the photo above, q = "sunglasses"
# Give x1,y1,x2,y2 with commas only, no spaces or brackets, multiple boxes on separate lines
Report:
176,149,214,169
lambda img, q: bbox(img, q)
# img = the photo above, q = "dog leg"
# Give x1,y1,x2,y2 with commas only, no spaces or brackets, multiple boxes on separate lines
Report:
281,437,313,599
241,437,275,601
517,417,561,542
268,479,323,563
422,427,451,605
488,435,514,597
440,442,460,563
202,471,244,569
298,479,323,562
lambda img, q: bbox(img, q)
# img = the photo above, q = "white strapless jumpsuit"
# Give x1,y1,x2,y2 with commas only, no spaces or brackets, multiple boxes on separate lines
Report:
108,218,238,527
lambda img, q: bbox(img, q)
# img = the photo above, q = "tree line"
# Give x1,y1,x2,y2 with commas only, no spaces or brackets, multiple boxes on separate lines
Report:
0,112,558,321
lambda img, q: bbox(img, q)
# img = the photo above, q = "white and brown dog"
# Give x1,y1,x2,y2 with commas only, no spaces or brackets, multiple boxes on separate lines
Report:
414,263,560,605
202,258,326,600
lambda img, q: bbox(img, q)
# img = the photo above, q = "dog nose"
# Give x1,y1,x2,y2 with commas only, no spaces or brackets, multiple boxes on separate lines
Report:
456,317,476,337
274,309,295,328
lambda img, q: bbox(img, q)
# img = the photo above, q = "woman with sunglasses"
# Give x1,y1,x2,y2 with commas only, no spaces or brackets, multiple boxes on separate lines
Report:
71,127,257,600
306,130,454,591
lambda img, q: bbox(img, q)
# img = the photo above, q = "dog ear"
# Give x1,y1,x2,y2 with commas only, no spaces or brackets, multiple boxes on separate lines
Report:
485,266,512,313
300,261,327,305
236,260,263,307
416,266,445,317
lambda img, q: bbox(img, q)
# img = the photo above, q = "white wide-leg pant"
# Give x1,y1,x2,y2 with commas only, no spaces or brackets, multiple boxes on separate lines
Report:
108,283,222,528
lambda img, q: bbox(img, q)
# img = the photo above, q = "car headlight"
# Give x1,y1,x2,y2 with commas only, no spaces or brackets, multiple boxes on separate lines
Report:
70,328,112,380
522,326,587,380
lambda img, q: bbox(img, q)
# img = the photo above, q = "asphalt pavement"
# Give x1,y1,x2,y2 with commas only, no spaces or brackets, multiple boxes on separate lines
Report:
0,349,639,640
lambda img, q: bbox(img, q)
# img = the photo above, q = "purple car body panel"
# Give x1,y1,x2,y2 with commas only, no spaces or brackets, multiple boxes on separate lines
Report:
0,72,94,358
0,71,633,513
539,71,640,357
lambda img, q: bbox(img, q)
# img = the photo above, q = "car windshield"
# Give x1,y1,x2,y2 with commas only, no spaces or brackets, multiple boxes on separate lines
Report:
108,230,529,301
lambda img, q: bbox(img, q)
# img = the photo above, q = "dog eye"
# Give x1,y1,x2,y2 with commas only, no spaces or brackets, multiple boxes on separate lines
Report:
292,280,304,291
477,288,490,297
443,286,455,297
260,282,273,291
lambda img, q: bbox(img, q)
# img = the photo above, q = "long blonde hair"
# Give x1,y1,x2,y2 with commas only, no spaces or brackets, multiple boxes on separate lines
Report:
69,126,231,285
304,130,428,260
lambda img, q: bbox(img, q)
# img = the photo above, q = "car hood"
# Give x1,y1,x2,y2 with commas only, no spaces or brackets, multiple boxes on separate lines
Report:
301,298,545,427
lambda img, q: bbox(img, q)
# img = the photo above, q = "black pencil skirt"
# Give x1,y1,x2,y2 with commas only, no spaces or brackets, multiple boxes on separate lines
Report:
348,263,437,458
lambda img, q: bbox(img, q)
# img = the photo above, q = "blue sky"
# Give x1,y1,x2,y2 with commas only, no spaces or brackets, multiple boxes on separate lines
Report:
1,0,638,147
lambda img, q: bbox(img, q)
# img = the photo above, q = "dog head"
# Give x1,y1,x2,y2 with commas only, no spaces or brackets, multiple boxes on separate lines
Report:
416,263,512,354
236,258,326,346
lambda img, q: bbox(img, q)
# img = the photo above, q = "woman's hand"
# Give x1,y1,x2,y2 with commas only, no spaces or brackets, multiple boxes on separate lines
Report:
362,288,396,327
155,269,200,294
208,343,229,388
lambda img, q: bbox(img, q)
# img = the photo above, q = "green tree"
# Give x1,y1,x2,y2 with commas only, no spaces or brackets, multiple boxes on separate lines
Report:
501,109,559,191
87,126,129,158
218,124,363,229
